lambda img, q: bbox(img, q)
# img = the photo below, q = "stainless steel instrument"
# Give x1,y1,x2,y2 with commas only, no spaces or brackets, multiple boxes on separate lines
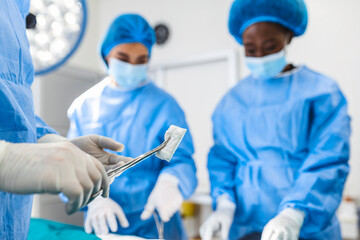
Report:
89,137,172,201
153,212,164,239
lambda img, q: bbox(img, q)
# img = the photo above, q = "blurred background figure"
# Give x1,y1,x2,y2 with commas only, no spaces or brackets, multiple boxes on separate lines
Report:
67,14,197,240
200,0,350,240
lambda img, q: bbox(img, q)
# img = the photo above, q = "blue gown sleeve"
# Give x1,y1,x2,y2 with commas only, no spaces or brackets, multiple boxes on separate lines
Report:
159,102,197,200
36,116,58,140
207,106,238,208
279,88,350,236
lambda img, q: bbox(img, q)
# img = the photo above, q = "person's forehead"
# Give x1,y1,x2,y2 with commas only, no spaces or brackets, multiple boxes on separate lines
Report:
112,43,147,51
243,22,286,40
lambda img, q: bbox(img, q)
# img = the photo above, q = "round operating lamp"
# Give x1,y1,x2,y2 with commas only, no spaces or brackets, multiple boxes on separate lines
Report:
26,0,87,75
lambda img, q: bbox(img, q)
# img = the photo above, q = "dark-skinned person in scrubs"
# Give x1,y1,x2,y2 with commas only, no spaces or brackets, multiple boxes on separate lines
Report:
200,0,350,240
0,0,131,239
67,14,197,240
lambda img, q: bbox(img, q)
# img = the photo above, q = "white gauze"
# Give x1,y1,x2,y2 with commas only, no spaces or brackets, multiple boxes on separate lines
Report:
155,125,187,162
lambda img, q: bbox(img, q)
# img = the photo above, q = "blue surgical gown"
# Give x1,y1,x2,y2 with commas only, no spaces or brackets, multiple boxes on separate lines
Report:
208,66,350,240
0,0,57,239
67,79,197,240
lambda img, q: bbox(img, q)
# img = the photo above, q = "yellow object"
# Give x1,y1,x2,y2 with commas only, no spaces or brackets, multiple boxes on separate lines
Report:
181,201,196,218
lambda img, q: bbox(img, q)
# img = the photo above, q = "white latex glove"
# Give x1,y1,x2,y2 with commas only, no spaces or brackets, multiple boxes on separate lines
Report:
200,195,236,240
85,196,129,235
39,134,132,171
261,208,305,240
0,141,109,214
140,173,183,222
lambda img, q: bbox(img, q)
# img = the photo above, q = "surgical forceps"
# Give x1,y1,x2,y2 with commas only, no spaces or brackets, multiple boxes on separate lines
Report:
89,137,172,201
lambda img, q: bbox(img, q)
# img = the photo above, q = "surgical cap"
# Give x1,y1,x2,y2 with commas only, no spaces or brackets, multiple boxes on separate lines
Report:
100,14,156,65
228,0,308,44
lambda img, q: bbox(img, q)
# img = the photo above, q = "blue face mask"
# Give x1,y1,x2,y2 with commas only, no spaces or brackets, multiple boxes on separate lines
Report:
108,58,148,89
245,49,287,80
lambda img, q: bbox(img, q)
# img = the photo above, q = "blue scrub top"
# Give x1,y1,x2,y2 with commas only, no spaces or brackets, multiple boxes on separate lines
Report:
209,66,350,240
0,1,57,239
67,79,197,239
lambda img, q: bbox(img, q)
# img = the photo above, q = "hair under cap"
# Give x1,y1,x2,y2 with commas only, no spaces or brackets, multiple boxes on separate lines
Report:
228,0,308,44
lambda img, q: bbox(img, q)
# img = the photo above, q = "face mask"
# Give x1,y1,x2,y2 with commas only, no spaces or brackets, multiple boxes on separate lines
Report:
245,49,287,80
108,58,148,89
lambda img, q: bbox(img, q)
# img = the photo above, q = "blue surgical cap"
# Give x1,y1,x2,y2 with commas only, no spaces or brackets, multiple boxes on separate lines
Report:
100,14,156,65
228,0,308,44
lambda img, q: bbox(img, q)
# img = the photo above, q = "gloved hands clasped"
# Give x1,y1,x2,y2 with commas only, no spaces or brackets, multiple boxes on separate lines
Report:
141,173,183,222
200,195,236,240
85,196,129,235
0,141,109,214
261,208,305,240
0,133,131,215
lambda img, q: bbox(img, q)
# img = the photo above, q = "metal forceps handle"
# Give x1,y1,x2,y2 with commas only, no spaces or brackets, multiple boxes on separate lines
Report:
153,212,164,239
89,137,171,201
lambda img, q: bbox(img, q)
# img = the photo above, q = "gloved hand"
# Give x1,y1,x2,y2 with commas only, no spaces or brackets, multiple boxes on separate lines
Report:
0,141,109,214
140,173,183,222
200,195,236,240
85,196,129,235
261,208,305,240
39,134,132,171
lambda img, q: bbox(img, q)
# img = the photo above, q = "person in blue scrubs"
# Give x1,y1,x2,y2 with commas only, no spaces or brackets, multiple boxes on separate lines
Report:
0,1,129,239
200,0,351,240
67,14,197,240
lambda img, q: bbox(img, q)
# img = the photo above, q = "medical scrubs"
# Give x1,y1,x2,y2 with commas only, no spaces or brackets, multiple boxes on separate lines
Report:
68,79,197,240
208,66,350,240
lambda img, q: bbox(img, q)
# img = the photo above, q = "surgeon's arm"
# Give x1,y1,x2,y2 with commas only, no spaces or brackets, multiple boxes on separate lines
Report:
151,100,197,198
141,104,197,222
159,123,197,199
279,88,350,237
207,110,238,208
159,127,197,200
198,111,238,240
0,140,110,214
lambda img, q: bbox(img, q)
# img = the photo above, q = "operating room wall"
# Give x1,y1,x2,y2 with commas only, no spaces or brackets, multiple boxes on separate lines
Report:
64,0,360,197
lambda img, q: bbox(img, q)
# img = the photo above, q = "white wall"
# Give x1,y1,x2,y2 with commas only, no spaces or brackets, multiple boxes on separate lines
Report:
67,0,238,72
65,0,360,197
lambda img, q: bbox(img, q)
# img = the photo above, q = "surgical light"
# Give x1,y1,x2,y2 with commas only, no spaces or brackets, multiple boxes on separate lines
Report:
26,0,87,75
